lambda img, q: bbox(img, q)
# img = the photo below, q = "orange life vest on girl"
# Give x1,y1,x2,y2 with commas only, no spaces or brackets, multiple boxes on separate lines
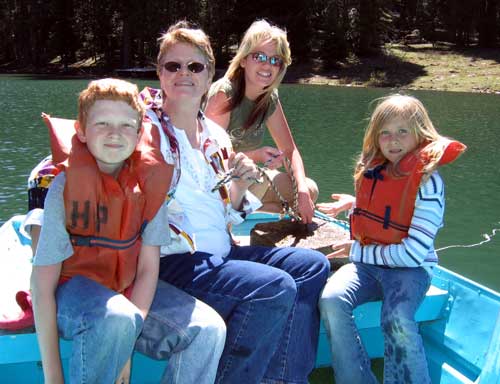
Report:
43,114,172,293
351,139,466,246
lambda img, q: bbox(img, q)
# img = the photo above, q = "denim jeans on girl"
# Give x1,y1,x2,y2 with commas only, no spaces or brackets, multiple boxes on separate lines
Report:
159,245,330,384
55,275,225,384
319,262,432,384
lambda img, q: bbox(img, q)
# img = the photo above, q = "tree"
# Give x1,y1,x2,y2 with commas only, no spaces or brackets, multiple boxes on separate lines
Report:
355,0,392,56
316,0,350,67
478,0,498,47
53,0,77,70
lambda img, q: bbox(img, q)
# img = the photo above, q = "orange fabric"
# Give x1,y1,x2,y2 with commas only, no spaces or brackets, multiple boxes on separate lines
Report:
351,139,466,246
424,138,467,165
44,114,172,293
42,112,75,163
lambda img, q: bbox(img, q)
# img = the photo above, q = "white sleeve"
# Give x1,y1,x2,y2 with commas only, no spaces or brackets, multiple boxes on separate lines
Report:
225,190,262,225
32,173,74,266
22,208,44,239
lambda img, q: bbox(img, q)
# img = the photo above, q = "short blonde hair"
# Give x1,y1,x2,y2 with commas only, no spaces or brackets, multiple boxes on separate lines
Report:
157,21,215,81
78,78,144,131
355,94,444,183
224,20,292,129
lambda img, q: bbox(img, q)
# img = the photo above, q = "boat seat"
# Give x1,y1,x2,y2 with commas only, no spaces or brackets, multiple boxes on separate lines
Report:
315,284,450,367
0,215,450,376
0,284,449,376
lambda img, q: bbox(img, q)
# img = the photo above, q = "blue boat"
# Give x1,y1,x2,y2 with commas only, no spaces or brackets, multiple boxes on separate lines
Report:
1,213,499,383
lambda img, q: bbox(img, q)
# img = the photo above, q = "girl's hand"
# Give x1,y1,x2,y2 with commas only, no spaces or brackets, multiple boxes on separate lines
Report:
326,239,353,259
115,358,131,384
258,147,284,169
316,193,355,218
229,152,261,190
297,190,314,224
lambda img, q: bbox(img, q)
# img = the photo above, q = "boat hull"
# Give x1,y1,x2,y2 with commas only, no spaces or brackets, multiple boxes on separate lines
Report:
1,213,499,383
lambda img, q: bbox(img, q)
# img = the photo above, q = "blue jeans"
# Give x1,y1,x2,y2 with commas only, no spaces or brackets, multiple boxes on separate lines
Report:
56,275,226,384
319,263,432,384
159,245,330,384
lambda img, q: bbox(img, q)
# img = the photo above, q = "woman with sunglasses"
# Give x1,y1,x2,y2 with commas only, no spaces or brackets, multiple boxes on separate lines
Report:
143,21,329,384
205,20,318,223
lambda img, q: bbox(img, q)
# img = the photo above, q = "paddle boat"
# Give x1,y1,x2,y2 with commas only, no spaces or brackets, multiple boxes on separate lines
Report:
0,213,499,383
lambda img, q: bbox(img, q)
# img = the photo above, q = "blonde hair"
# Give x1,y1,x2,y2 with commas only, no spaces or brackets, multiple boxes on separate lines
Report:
354,94,447,184
224,19,292,129
157,21,215,81
78,78,144,131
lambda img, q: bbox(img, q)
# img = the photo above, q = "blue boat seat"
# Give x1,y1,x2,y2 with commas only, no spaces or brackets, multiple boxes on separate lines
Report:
315,284,450,367
0,213,452,381
0,284,449,380
0,329,168,382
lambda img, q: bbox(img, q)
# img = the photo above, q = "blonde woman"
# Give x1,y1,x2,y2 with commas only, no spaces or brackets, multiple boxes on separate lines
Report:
205,20,318,223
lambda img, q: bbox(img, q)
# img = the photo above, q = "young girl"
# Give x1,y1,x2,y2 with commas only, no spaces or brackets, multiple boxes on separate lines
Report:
205,19,318,223
317,94,466,384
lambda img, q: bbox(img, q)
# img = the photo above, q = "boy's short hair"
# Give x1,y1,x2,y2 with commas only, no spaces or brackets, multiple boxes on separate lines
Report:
78,78,144,130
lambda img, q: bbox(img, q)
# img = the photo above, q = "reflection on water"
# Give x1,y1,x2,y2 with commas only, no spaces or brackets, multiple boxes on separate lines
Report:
0,75,499,290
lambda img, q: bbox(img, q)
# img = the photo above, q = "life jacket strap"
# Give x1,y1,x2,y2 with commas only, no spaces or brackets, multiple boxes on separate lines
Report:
352,208,409,233
70,221,148,250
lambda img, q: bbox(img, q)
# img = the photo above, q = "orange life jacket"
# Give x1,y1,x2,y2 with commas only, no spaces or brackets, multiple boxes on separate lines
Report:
351,139,466,246
43,114,172,293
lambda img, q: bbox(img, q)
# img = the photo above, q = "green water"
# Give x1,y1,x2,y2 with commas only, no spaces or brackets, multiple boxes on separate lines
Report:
0,74,499,293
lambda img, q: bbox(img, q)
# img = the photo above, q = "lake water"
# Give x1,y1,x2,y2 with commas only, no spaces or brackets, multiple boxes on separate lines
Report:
0,74,499,291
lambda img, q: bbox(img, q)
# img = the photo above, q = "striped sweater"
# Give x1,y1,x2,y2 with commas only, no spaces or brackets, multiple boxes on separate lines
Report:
349,171,445,268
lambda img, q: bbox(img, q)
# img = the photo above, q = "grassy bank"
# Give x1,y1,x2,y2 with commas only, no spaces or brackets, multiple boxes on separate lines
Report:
286,43,500,94
3,44,499,95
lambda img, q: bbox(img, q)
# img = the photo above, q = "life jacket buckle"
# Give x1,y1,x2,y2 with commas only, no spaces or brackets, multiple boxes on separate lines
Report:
71,235,92,247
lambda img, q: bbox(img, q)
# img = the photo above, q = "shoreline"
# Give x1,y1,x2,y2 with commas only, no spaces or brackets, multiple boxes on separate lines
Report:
283,43,500,94
2,44,500,94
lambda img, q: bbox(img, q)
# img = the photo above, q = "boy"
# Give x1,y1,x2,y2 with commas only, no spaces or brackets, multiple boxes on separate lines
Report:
31,79,225,384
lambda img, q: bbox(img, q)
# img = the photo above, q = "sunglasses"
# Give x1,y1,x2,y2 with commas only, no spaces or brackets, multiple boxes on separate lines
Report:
249,52,284,67
162,61,207,74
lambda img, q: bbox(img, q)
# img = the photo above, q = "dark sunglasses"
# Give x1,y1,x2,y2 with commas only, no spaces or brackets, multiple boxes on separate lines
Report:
249,52,283,67
162,61,207,74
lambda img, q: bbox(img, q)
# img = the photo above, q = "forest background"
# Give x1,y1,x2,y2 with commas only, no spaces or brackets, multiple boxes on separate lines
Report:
1,0,499,93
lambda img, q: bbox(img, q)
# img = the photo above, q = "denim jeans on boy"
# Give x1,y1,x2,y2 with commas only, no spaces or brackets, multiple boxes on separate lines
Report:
159,245,330,384
56,275,226,384
319,262,432,384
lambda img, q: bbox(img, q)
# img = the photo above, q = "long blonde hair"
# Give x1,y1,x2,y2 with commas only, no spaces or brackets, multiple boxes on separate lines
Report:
224,20,292,129
354,94,447,184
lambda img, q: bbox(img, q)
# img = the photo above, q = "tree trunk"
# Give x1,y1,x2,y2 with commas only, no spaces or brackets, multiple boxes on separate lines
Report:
358,0,379,56
479,0,498,47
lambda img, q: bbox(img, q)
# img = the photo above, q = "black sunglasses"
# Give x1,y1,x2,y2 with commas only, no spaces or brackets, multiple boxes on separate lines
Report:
250,52,284,67
162,61,207,74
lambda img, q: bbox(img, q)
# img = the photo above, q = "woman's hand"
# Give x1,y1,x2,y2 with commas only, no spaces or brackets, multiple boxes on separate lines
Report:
229,152,261,190
257,146,284,169
316,193,355,218
326,239,353,259
297,190,315,224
